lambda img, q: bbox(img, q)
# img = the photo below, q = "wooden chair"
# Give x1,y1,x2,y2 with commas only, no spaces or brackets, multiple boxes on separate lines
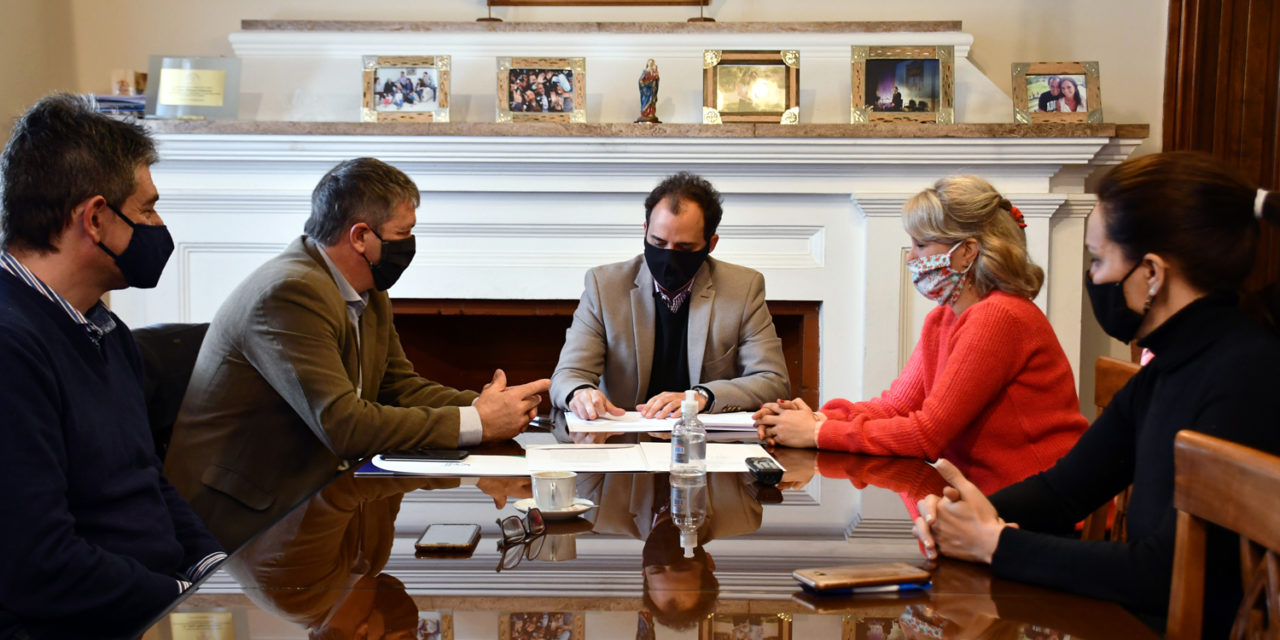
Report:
1080,356,1142,541
1167,430,1280,640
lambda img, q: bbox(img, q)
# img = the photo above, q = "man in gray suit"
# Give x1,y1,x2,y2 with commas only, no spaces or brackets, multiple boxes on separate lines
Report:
552,172,789,420
166,158,548,551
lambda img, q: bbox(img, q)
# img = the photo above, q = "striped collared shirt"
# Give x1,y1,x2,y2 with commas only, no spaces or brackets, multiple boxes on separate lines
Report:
0,250,117,346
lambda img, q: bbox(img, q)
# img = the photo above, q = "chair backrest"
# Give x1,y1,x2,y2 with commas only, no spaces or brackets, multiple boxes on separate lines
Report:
132,323,210,461
1167,430,1280,640
1094,355,1141,411
1081,356,1142,541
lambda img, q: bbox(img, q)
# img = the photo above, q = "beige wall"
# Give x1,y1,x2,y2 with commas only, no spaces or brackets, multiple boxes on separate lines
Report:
0,0,76,130
5,0,1154,406
56,0,1166,152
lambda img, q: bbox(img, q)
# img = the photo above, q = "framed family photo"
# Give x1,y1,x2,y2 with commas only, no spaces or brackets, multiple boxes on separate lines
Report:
362,55,450,123
1012,61,1102,123
497,57,586,123
851,45,954,124
703,49,800,125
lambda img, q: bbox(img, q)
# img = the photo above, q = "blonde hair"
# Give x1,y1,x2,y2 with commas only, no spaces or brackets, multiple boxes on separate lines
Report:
902,176,1044,299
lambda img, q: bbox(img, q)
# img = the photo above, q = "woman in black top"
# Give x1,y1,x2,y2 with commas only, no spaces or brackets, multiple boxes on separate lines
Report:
913,151,1280,638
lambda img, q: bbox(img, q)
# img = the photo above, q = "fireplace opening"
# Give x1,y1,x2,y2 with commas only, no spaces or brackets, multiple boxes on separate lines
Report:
393,299,819,414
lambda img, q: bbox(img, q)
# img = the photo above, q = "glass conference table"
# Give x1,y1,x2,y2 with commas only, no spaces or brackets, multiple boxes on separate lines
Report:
141,428,1160,640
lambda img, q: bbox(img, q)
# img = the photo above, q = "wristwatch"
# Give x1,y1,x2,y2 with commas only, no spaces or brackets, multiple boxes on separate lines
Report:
692,386,712,411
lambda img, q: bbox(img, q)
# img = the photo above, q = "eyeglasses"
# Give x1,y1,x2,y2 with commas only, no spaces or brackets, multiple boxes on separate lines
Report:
495,509,547,572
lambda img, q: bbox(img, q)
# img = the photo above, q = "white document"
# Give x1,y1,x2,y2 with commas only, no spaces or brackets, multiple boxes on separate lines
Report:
566,410,760,433
638,442,781,472
370,454,529,476
525,444,650,472
370,443,779,475
697,412,759,431
565,411,673,433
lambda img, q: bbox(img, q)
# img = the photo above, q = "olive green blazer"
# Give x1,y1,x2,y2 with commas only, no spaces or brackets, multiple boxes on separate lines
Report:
165,236,477,551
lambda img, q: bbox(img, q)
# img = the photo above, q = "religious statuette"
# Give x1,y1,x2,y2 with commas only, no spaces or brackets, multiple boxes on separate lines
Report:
635,59,661,124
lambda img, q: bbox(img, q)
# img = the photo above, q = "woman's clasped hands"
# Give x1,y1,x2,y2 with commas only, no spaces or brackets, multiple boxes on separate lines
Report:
913,459,1018,564
752,397,823,447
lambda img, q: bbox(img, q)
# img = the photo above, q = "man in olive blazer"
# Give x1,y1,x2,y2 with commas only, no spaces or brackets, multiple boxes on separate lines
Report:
551,172,789,419
166,158,546,551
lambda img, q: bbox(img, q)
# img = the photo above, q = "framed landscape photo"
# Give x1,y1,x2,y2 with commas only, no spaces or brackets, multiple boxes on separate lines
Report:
851,45,954,124
1012,61,1102,124
703,49,799,125
497,57,586,123
700,613,792,640
362,55,450,122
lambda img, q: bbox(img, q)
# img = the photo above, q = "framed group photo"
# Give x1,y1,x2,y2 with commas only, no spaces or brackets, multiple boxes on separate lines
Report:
851,45,954,124
497,56,586,123
362,55,450,122
702,49,800,125
499,611,584,640
1012,61,1102,123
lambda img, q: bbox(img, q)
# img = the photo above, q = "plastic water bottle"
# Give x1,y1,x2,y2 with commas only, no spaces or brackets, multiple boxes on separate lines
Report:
670,390,707,478
671,473,708,558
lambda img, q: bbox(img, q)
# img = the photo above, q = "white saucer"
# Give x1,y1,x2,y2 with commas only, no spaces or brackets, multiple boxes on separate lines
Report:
513,497,596,520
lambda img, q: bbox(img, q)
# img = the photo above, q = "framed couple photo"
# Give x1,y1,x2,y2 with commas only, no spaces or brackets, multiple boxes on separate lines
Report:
851,45,954,124
1012,61,1103,123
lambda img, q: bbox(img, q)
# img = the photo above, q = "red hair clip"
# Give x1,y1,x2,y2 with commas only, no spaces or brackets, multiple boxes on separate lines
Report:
1009,205,1026,229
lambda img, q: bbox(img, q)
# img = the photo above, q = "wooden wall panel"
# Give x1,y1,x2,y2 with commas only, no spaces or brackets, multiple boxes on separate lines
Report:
1165,0,1280,289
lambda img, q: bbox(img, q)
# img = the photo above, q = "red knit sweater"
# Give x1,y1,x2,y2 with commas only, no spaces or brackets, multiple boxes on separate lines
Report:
817,290,1088,495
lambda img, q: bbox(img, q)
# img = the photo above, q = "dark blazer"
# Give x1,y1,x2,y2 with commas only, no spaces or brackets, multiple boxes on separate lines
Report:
165,236,478,551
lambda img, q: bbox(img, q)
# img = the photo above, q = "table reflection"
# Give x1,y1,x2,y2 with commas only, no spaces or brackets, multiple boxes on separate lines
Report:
144,444,1159,640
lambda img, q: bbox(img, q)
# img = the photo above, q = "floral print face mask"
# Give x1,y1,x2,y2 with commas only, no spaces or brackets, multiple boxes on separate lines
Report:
907,241,973,306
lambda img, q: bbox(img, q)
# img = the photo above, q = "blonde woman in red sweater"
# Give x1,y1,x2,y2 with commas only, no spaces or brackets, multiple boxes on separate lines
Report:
754,176,1088,495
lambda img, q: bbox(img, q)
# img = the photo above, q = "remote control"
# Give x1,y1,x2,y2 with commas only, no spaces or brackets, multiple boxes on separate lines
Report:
746,456,784,485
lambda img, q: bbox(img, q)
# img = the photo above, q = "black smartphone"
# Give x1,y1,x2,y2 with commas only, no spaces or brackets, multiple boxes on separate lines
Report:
381,448,470,462
415,523,481,557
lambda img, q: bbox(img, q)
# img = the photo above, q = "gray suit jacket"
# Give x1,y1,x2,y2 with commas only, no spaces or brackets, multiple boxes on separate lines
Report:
165,236,478,551
551,255,789,413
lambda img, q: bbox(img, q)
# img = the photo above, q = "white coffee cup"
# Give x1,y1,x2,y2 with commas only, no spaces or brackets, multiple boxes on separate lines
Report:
535,534,577,562
531,470,577,510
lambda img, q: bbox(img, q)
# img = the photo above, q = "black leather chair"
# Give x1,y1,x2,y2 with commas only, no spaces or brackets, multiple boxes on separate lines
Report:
132,323,209,461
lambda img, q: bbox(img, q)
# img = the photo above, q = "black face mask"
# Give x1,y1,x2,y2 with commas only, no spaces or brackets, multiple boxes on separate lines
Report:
1084,262,1146,343
97,204,174,289
644,241,709,293
363,229,416,291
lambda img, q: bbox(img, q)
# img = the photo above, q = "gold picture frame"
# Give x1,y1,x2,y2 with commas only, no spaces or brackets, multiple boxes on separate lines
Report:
362,55,450,123
703,49,800,125
851,45,954,124
699,613,793,640
498,611,584,640
497,57,586,123
1012,61,1102,124
416,610,454,640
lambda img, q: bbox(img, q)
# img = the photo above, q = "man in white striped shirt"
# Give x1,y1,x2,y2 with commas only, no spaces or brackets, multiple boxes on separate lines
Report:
0,94,224,639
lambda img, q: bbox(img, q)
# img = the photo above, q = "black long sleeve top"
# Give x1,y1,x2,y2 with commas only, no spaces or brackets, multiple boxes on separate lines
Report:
988,293,1280,638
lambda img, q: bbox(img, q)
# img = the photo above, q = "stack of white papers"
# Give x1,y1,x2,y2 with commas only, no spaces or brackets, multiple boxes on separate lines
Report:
370,442,781,476
566,411,760,433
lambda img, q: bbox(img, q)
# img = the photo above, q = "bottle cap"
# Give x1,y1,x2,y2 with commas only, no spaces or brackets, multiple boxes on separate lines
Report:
681,389,698,417
681,530,697,557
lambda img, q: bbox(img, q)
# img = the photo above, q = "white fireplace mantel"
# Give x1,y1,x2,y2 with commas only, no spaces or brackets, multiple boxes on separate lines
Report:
117,123,1142,413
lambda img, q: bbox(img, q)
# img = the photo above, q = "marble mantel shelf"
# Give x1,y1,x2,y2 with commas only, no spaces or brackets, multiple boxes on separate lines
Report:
240,20,964,34
144,121,1149,140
